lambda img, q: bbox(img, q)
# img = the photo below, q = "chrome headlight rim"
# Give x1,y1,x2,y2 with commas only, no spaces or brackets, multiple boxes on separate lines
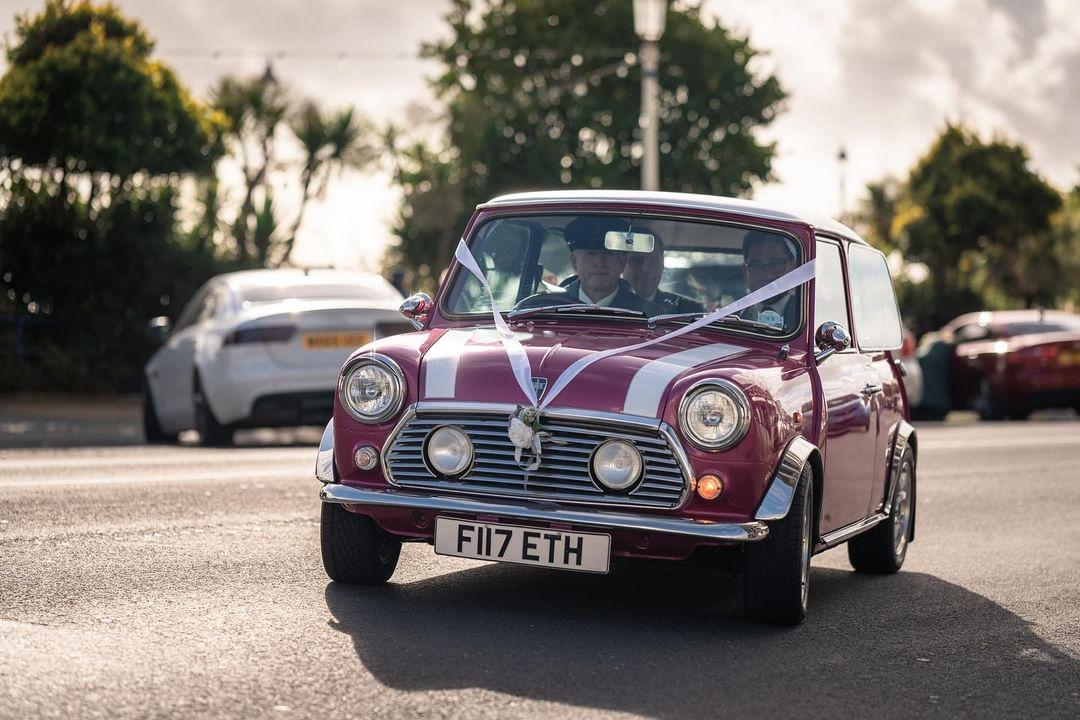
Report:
589,438,644,493
337,353,406,424
423,424,475,477
678,379,751,451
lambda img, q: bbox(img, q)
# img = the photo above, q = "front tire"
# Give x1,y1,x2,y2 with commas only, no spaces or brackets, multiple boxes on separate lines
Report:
320,503,402,584
848,446,914,574
743,467,813,625
193,373,234,447
973,377,1005,421
142,382,178,445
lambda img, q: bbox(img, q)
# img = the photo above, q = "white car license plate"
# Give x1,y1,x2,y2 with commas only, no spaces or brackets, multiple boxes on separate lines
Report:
434,517,610,574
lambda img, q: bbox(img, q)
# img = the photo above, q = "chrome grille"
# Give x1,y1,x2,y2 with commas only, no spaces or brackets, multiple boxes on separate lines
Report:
384,410,687,509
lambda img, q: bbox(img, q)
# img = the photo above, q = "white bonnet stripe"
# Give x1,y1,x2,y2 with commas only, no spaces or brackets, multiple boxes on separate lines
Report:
622,343,744,418
423,329,474,398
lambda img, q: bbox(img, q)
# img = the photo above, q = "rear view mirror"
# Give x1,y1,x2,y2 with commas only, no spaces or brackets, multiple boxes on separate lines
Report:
603,231,655,253
146,316,171,347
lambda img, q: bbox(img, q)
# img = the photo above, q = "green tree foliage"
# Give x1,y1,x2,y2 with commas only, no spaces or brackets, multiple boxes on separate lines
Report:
851,178,902,252
387,0,786,290
0,1,227,392
0,0,221,176
1043,184,1080,310
856,125,1066,334
0,180,223,391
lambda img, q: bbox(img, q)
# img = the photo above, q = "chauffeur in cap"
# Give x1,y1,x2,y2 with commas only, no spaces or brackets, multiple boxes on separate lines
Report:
561,216,650,312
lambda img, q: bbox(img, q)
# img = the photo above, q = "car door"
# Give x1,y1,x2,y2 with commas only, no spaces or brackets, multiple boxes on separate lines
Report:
845,243,905,515
814,238,878,533
146,282,214,431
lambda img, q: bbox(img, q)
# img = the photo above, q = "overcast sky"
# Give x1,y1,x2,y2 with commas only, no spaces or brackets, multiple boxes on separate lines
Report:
3,0,1078,272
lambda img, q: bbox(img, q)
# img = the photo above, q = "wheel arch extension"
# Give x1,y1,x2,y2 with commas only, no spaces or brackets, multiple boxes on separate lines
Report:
755,436,820,529
893,421,917,542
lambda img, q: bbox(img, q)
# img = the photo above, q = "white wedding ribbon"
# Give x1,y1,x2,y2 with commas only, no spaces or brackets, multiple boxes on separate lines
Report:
452,238,816,466
454,241,539,407
537,257,816,410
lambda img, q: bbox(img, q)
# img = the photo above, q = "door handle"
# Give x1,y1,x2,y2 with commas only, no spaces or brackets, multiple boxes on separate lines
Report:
862,383,883,397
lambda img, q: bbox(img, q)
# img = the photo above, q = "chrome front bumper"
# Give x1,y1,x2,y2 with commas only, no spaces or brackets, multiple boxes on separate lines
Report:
320,483,770,542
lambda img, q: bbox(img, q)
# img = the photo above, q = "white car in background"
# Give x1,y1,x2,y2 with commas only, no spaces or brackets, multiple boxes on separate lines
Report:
143,269,409,446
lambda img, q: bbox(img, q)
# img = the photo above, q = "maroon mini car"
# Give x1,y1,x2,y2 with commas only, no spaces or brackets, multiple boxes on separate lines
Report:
315,190,916,625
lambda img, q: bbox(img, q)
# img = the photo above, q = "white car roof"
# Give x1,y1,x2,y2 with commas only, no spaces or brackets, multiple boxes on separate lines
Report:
216,269,394,292
481,189,868,245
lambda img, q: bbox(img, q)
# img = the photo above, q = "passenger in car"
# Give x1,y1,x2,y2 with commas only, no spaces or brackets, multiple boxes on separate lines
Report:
740,231,800,331
622,230,704,316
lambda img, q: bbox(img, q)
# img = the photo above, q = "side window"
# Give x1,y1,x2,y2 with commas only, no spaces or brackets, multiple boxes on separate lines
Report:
199,286,230,323
846,244,903,350
814,240,850,337
954,323,992,343
538,230,571,288
173,283,211,333
447,220,532,313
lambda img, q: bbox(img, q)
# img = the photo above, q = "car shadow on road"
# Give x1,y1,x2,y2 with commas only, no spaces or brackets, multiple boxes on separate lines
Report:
324,562,1079,718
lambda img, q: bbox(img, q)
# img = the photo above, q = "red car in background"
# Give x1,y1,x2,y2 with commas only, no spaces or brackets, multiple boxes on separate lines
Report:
928,310,1080,420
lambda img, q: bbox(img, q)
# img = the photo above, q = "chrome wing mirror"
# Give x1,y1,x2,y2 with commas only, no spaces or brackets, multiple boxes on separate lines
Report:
399,292,433,330
814,321,850,365
145,316,171,347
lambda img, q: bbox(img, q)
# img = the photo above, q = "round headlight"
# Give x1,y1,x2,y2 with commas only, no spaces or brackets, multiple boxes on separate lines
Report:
679,380,750,450
338,354,405,423
425,426,473,476
591,439,643,492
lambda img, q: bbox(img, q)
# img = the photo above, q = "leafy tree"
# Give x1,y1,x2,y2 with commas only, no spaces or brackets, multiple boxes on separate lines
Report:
1038,184,1080,311
892,124,1062,329
0,0,221,178
851,178,902,252
387,0,786,289
0,1,227,392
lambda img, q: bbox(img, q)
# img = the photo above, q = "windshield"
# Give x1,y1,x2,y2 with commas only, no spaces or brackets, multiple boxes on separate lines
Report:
442,213,804,337
239,281,401,304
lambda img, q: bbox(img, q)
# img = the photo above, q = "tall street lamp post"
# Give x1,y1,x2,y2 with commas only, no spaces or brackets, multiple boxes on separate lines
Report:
634,0,667,192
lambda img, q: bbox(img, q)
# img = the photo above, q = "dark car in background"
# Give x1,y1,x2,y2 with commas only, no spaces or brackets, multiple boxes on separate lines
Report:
916,309,1080,420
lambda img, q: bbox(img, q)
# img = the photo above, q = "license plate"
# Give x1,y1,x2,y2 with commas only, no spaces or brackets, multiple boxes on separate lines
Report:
1058,350,1080,366
434,517,610,574
302,331,371,350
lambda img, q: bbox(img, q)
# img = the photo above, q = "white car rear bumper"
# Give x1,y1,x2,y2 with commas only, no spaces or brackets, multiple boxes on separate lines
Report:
199,348,342,426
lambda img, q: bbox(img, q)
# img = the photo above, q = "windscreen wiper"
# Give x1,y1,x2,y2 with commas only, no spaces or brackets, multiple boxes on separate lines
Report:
508,303,647,321
648,312,779,333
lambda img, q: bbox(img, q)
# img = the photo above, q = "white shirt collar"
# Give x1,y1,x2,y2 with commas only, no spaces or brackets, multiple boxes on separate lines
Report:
578,284,619,307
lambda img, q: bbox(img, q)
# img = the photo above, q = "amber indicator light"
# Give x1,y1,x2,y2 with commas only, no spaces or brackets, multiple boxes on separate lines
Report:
697,474,724,501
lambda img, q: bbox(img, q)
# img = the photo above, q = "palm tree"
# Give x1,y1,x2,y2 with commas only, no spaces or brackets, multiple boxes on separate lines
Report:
209,72,288,265
279,102,376,266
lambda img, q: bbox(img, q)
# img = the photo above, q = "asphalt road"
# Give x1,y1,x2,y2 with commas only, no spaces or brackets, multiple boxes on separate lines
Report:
1,420,1079,719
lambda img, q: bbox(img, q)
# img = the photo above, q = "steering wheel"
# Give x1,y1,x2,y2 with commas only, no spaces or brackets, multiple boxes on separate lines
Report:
510,291,581,312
